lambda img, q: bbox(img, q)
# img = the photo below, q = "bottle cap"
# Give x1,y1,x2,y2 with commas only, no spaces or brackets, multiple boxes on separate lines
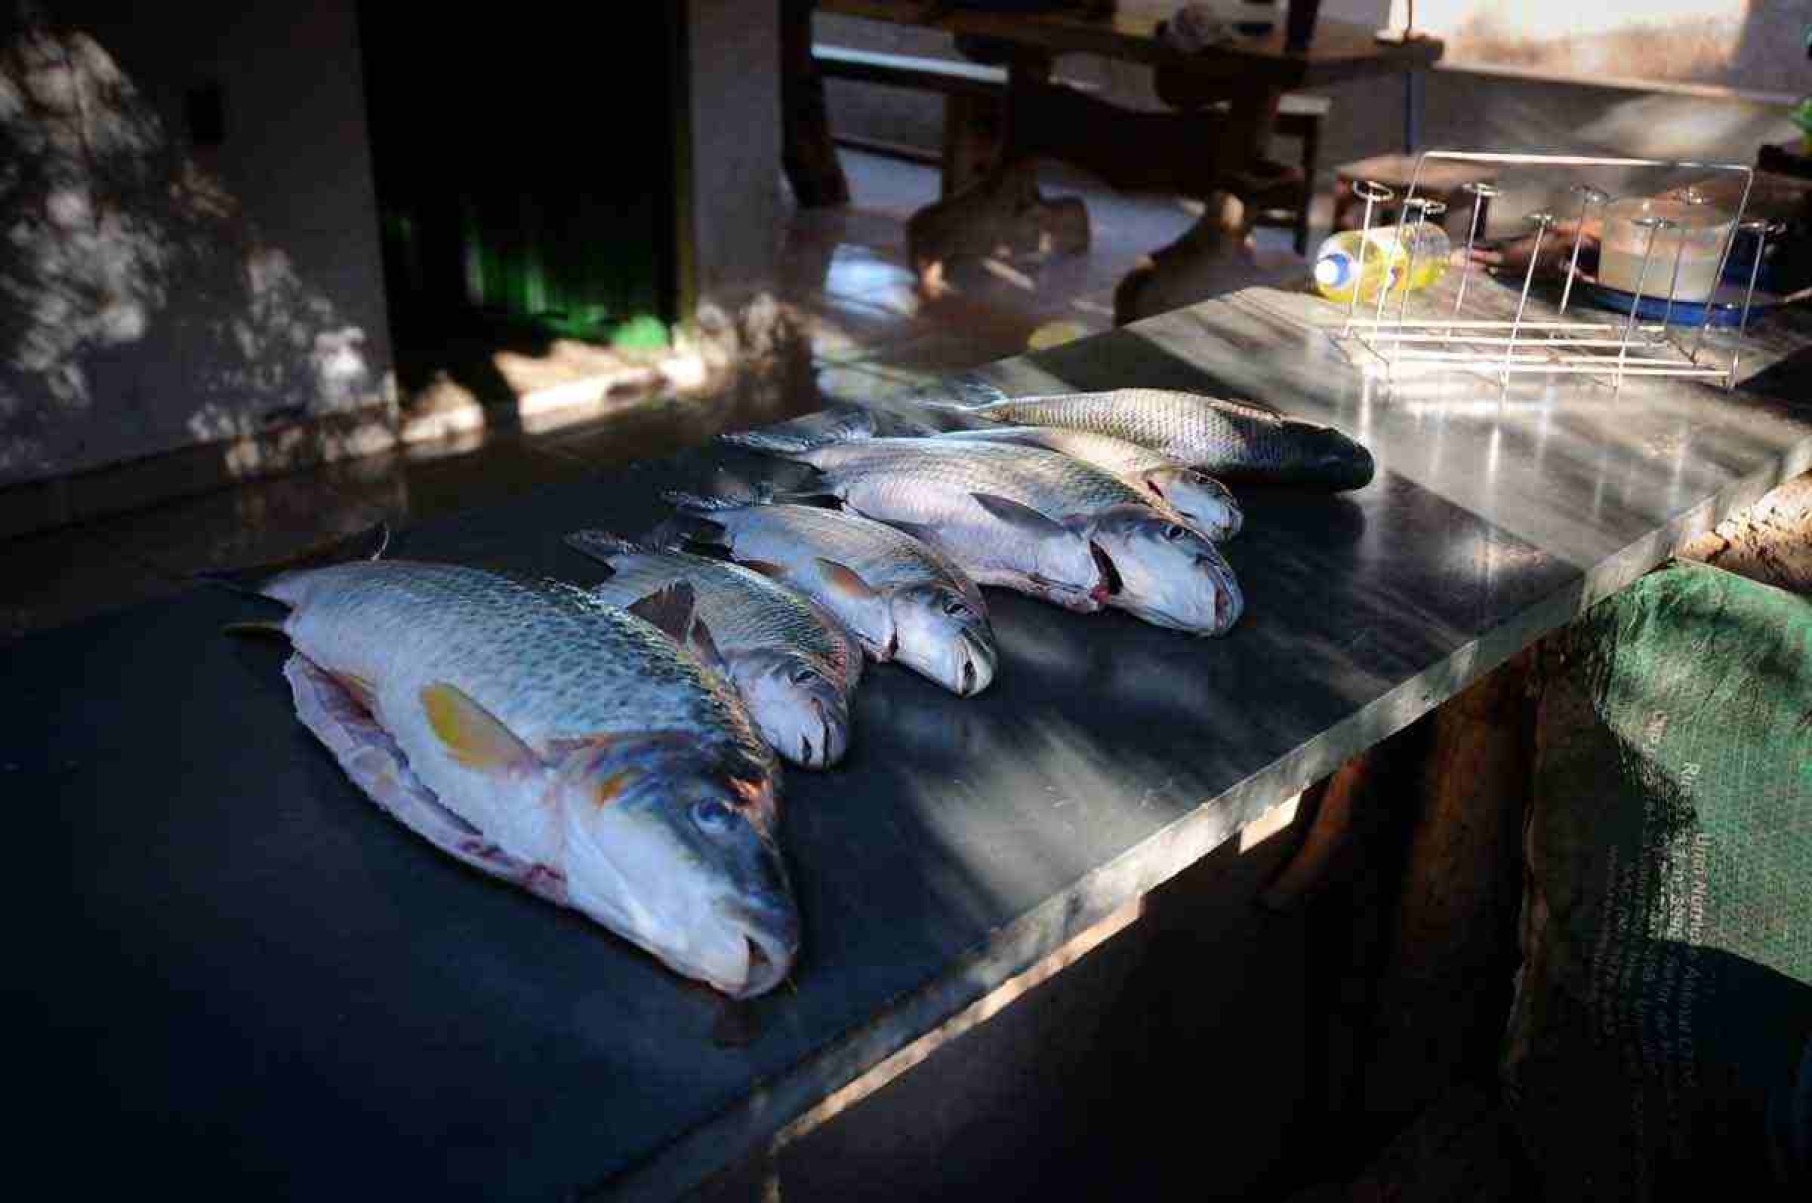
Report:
1314,253,1350,288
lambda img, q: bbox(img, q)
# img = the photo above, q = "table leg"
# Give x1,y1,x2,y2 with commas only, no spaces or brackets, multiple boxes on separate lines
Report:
779,0,849,208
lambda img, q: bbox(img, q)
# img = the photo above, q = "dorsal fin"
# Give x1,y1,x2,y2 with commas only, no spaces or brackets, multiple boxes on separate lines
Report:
625,581,698,643
686,615,732,680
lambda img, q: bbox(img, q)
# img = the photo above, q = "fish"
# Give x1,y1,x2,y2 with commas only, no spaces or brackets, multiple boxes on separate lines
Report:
247,560,797,999
939,387,1375,491
654,499,999,697
727,409,1243,541
565,532,862,769
726,434,1242,635
931,426,1243,541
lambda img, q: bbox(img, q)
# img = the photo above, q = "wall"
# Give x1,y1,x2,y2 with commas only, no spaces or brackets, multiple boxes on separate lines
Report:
684,0,784,306
0,2,391,488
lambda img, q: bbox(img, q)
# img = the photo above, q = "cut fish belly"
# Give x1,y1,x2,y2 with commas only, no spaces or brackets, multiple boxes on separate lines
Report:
284,654,568,905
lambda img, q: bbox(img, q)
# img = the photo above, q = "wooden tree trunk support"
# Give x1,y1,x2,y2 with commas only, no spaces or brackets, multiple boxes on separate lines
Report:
1355,650,1534,1127
1675,471,1812,594
1265,475,1809,1193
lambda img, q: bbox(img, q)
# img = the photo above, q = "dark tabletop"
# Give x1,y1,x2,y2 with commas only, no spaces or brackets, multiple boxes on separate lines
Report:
9,286,1810,1200
819,2,1445,88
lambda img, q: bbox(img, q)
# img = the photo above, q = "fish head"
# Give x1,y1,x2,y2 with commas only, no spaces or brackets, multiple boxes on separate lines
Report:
1140,466,1243,541
889,585,998,697
1080,505,1244,635
1297,425,1375,491
733,649,852,769
555,735,797,998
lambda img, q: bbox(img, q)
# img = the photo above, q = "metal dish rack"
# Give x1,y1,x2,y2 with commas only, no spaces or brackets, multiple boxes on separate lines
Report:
1325,151,1780,390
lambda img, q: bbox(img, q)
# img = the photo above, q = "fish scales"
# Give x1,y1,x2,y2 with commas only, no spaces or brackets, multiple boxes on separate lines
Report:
588,550,861,691
272,561,768,765
961,388,1374,489
800,438,1151,518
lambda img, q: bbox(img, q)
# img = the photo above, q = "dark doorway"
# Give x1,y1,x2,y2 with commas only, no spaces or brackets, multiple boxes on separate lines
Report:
356,4,684,400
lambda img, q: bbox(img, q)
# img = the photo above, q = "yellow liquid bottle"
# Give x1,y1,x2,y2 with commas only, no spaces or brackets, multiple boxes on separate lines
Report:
1313,226,1450,303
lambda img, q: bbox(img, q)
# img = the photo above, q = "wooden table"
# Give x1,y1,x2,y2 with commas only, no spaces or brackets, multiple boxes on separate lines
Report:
11,281,1810,1200
813,2,1443,321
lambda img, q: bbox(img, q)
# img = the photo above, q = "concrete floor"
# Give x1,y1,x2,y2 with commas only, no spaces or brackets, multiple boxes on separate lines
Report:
2,150,1302,638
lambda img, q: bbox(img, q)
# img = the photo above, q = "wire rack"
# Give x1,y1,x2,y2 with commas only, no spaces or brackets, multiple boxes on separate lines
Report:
1324,151,1781,390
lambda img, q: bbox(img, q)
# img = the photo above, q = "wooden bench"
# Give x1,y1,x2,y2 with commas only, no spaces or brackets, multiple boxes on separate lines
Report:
815,45,1009,198
815,43,1329,250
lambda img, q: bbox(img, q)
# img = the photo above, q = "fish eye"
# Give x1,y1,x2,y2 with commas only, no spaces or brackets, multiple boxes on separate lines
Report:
691,798,737,834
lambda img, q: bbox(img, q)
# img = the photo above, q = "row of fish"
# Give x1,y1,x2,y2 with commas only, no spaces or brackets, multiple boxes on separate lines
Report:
245,386,1374,999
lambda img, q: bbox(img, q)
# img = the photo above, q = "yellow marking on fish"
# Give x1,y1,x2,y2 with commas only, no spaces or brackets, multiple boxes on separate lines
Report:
421,682,538,773
593,769,637,808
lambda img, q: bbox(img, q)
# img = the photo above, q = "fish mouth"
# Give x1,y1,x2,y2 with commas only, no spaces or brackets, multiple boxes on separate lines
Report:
1089,542,1122,601
720,900,799,998
739,933,788,998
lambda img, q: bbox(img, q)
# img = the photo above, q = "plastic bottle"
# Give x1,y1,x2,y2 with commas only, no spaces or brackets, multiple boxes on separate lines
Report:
1312,224,1452,304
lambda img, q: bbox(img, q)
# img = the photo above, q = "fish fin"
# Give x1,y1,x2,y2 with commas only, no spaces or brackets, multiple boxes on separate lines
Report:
625,580,699,644
420,682,540,774
969,492,1069,539
221,618,289,639
563,529,641,570
366,522,391,561
813,558,881,603
686,615,733,680
738,559,790,579
878,518,946,549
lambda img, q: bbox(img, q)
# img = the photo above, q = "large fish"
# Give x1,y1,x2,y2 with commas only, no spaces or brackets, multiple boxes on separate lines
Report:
941,387,1375,491
249,561,797,999
930,426,1243,541
565,532,862,768
728,434,1242,635
654,499,999,697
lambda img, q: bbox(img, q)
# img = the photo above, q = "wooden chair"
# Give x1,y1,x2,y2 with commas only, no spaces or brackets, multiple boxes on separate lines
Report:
814,45,1008,198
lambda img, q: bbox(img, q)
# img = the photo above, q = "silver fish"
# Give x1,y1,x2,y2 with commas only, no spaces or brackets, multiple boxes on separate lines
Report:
254,561,796,999
655,499,999,697
945,388,1375,491
733,435,1242,635
931,426,1243,541
566,532,862,769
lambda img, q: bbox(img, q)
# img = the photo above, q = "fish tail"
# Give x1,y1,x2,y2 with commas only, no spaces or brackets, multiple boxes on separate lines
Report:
662,481,767,512
720,427,818,453
644,511,729,553
562,529,642,570
916,374,1007,412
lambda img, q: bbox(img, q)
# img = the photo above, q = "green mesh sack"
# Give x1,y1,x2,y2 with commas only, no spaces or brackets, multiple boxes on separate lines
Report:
1507,561,1812,1200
